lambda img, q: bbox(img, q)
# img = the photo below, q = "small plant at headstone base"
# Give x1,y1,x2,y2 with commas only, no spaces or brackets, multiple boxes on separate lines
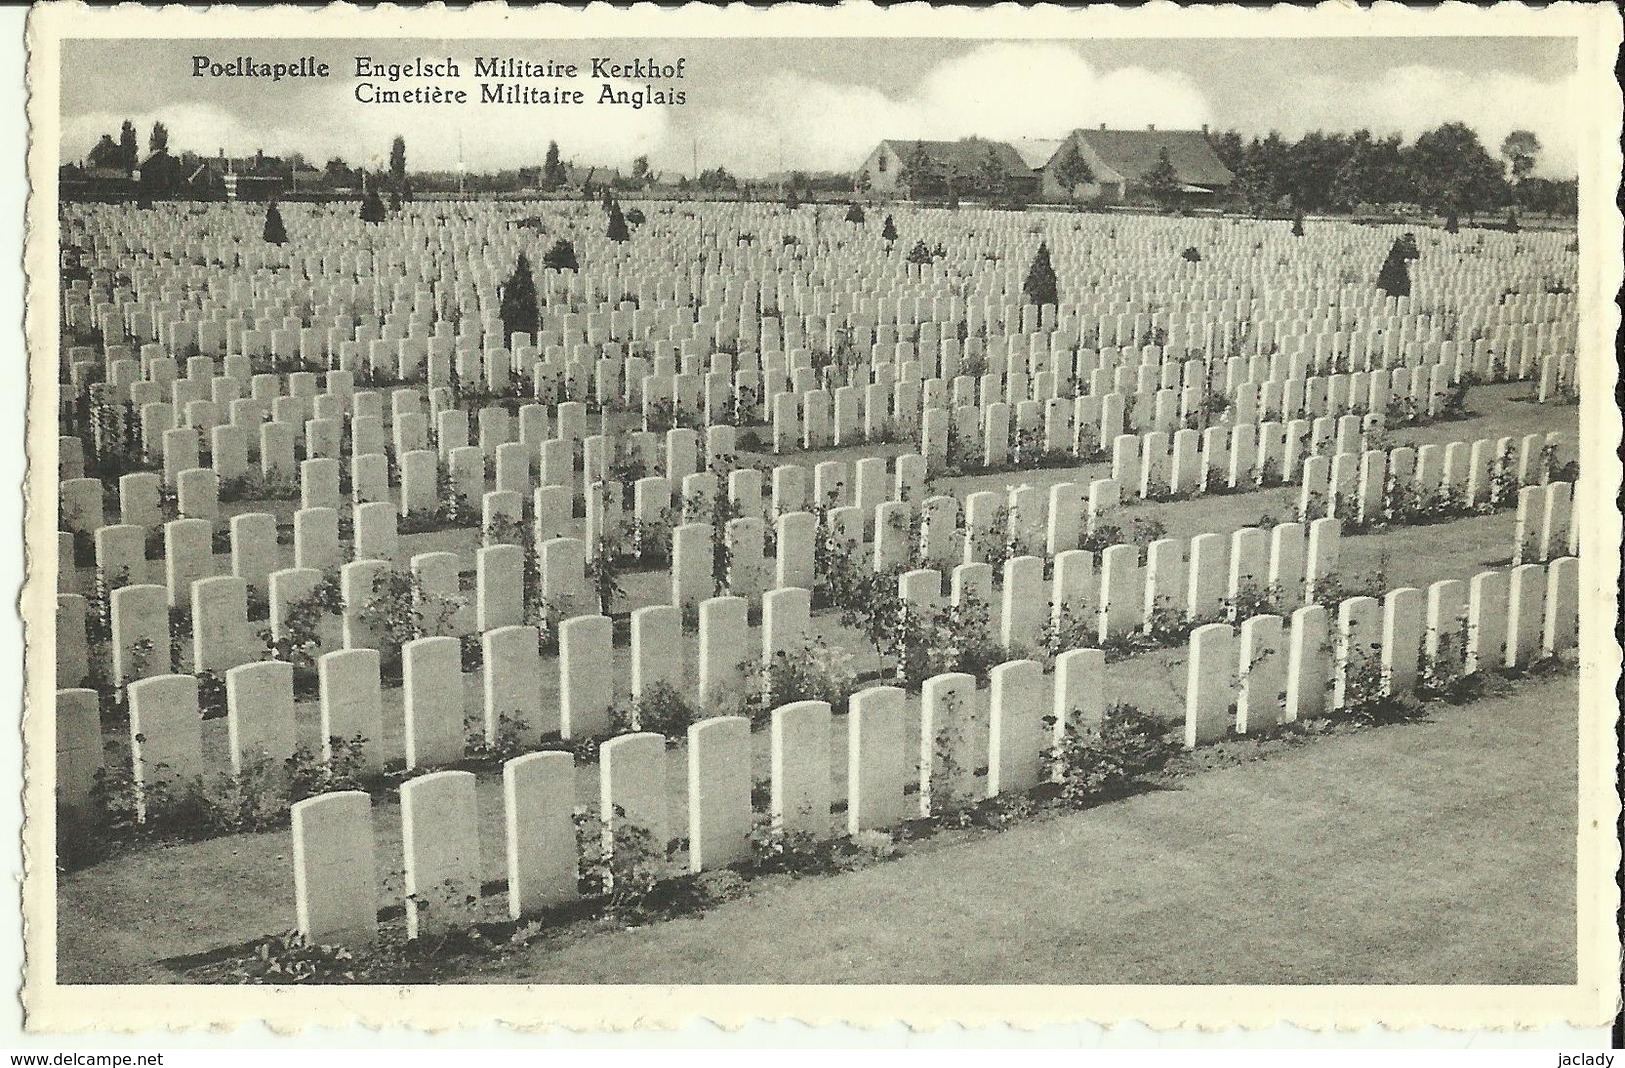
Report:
1224,579,1284,622
1142,597,1196,649
923,600,1010,684
431,467,476,528
482,515,525,547
199,750,294,834
463,711,533,764
214,930,360,984
1180,246,1203,263
624,206,646,226
608,683,688,738
1203,464,1237,495
1386,393,1425,427
1435,376,1476,421
1041,703,1182,808
357,567,418,654
404,877,488,960
905,239,934,266
459,635,484,673
924,692,973,827
195,670,228,719
285,735,370,801
1417,624,1510,707
1330,649,1427,728
573,808,677,917
1010,424,1048,468
586,548,625,616
746,815,824,875
1022,241,1059,309
642,397,677,432
258,574,344,668
746,638,860,720
88,745,210,843
1131,515,1169,548
1038,604,1096,666
1295,489,1331,524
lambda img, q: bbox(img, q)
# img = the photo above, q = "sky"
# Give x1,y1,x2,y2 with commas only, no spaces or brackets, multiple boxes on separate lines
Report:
59,36,1581,178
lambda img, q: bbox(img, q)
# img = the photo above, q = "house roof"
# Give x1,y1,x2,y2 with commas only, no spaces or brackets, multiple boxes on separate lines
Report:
1068,128,1234,187
1010,138,1064,170
878,139,1034,179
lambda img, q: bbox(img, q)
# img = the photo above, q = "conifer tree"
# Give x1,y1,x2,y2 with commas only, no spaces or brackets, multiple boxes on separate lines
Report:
262,200,288,245
359,187,386,224
881,213,898,245
499,253,539,341
1142,147,1181,212
844,202,865,224
1023,241,1059,309
543,141,565,190
1376,233,1418,298
543,237,579,271
606,200,630,242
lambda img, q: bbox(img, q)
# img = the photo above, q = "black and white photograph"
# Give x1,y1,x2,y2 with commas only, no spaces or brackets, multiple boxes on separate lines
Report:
21,0,1621,1037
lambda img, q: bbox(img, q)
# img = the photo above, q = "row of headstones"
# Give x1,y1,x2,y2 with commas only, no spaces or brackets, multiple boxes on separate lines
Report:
72,243,1575,337
67,412,1569,664
884,514,1343,651
282,651,1109,947
62,498,1343,807
1106,415,1357,502
58,606,615,814
77,304,1512,443
1184,557,1580,745
79,212,1573,333
1294,429,1570,521
285,552,1584,950
84,281,1560,394
64,422,1567,703
58,466,1309,695
71,257,1567,402
62,577,858,818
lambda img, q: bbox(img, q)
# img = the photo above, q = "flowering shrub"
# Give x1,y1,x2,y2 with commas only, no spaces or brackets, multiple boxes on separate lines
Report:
1042,703,1181,806
748,638,860,716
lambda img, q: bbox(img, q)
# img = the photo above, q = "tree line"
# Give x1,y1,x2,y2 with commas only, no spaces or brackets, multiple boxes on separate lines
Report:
1207,122,1574,219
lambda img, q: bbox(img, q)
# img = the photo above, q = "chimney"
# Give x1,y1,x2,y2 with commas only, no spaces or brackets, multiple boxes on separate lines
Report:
1201,124,1209,135
1099,123,1106,131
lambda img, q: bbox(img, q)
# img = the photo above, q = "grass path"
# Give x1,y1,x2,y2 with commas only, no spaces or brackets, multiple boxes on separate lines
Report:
454,670,1577,986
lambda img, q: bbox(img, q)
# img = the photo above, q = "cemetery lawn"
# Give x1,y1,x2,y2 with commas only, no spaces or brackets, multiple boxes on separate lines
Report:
456,669,1577,986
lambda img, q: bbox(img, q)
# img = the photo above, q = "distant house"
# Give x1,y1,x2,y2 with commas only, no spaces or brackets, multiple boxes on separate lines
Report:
854,138,1039,200
135,150,187,200
1040,125,1234,204
191,150,326,201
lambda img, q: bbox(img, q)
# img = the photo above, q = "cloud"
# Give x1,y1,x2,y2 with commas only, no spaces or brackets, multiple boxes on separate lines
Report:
1241,65,1579,177
687,42,1212,175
